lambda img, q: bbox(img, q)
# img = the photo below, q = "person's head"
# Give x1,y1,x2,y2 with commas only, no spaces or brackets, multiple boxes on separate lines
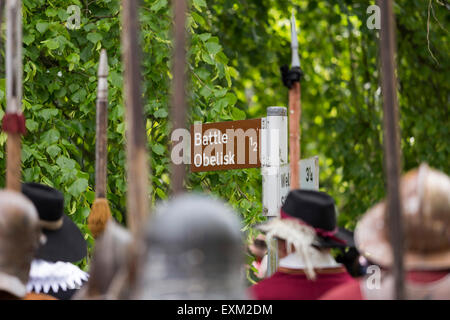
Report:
258,190,355,279
248,234,267,260
21,183,87,263
133,194,247,300
0,190,41,298
75,220,132,299
356,163,450,271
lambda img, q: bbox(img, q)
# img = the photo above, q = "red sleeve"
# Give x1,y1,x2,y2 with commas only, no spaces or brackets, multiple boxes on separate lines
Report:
319,280,364,300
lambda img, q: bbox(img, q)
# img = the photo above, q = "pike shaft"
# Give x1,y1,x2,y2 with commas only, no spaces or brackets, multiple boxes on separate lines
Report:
6,0,22,114
5,0,23,191
95,99,108,198
170,0,188,194
121,0,149,234
378,0,404,300
95,50,109,198
6,134,21,191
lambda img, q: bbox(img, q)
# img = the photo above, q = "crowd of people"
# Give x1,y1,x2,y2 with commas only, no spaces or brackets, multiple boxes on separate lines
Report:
0,163,448,300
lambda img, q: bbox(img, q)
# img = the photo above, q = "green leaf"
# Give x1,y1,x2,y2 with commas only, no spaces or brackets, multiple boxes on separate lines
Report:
23,33,35,45
66,53,80,65
191,12,206,28
45,8,58,17
151,0,167,11
199,85,212,98
231,107,246,120
26,119,39,132
81,207,91,219
39,108,59,121
46,145,61,158
56,156,76,170
196,68,210,80
86,191,96,203
224,93,237,106
71,88,87,103
41,128,60,145
23,167,41,182
68,83,80,93
156,187,167,200
214,88,227,98
86,33,103,44
193,0,207,11
109,71,122,88
68,178,89,197
36,22,49,34
43,39,59,50
198,33,211,42
152,144,165,155
154,108,168,118
205,41,221,56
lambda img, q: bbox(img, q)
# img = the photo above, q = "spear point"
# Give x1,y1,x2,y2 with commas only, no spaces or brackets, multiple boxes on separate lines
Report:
97,49,109,100
98,49,109,78
290,11,300,68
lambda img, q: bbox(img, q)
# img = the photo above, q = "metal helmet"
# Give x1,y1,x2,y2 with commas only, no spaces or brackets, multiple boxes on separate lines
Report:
356,163,450,270
0,190,41,298
133,194,247,300
73,220,132,300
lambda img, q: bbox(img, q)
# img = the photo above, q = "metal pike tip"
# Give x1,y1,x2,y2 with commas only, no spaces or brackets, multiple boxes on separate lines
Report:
290,11,300,68
98,49,109,78
6,0,23,114
97,49,109,100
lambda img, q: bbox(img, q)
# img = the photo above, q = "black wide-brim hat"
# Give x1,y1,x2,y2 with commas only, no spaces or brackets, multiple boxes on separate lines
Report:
22,183,87,263
257,189,355,249
315,226,355,249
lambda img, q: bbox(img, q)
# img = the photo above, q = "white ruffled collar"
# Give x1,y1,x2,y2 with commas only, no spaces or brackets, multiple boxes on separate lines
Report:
27,259,89,294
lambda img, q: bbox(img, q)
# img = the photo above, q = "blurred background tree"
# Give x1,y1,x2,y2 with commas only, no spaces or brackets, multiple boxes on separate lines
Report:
0,0,448,272
204,0,449,229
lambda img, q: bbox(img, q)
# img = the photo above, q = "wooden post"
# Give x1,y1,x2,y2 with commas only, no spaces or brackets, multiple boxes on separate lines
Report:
170,0,188,195
287,12,302,190
378,0,405,300
121,0,150,235
4,0,23,192
289,82,301,189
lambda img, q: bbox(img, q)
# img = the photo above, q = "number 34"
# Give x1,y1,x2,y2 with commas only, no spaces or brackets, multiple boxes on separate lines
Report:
305,166,313,182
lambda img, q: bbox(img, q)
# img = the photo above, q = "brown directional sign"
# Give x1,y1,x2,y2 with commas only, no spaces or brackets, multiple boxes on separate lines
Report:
191,119,261,172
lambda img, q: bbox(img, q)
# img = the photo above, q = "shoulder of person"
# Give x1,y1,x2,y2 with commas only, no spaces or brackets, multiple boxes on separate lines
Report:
319,279,363,300
24,292,58,300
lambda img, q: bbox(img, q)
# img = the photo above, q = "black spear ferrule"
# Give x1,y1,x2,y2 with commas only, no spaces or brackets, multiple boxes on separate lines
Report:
280,65,303,89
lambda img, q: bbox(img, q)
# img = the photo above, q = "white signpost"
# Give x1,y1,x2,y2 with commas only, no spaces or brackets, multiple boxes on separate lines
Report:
261,106,289,276
260,106,320,275
261,107,289,217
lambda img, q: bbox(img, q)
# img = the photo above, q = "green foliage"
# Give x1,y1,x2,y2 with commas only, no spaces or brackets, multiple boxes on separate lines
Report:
0,0,448,271
0,0,261,266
